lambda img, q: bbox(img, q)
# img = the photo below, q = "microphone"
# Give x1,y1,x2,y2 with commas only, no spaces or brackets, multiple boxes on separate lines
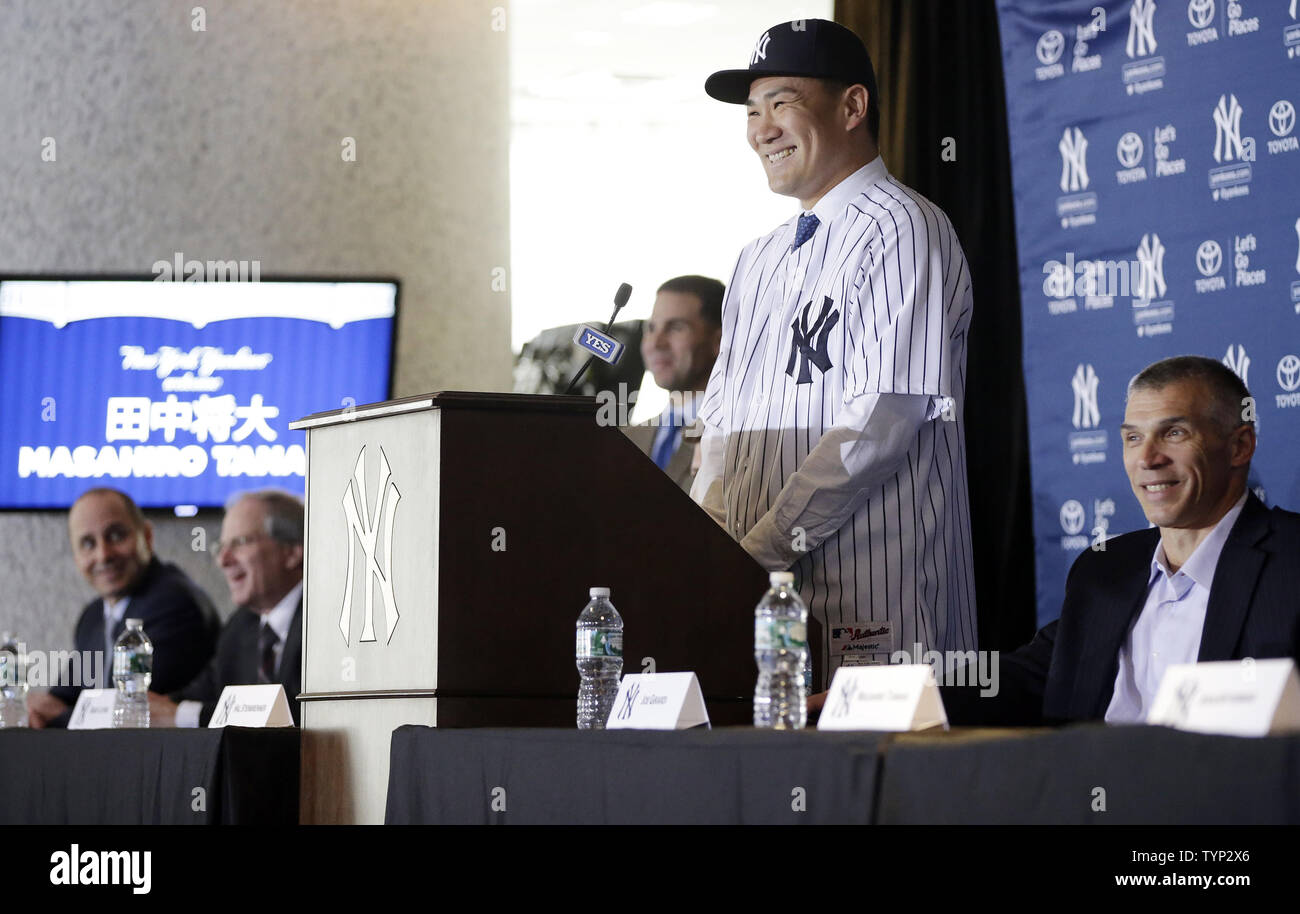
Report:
611,282,632,312
563,283,633,395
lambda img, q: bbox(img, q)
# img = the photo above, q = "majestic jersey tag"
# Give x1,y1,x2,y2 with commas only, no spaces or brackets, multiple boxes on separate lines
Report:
830,621,894,663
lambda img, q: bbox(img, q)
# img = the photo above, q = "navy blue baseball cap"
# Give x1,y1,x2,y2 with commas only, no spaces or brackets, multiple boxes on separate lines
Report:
705,19,879,105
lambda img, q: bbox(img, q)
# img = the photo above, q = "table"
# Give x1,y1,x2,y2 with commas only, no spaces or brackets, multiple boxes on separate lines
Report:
386,727,887,824
0,726,300,824
877,725,1300,824
385,725,1300,824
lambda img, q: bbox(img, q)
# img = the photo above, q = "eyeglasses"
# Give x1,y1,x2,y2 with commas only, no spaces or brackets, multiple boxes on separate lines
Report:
212,532,267,559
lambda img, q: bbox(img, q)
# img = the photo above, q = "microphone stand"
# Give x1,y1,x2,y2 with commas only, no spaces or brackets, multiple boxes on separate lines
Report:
563,284,632,395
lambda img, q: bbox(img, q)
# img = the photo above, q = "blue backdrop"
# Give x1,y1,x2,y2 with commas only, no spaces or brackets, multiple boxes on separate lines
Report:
995,0,1300,626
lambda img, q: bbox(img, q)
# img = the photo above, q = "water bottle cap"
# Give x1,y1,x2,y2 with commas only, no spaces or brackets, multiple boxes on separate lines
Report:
125,618,144,628
769,572,794,586
589,587,610,598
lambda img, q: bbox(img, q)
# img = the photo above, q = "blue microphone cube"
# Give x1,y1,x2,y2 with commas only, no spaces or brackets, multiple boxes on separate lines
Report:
573,325,625,365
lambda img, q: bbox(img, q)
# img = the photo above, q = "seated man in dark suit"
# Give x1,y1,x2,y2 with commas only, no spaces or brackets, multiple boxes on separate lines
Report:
149,489,304,726
623,275,724,493
27,487,220,727
942,355,1300,726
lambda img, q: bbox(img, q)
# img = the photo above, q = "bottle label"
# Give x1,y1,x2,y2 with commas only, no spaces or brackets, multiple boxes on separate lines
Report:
755,618,807,651
576,630,623,658
113,651,151,676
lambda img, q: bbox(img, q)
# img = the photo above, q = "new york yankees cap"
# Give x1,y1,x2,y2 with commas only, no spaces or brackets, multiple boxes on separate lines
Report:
705,19,878,105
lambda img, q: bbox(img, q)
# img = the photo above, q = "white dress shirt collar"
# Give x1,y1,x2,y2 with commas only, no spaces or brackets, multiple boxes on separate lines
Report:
804,156,889,227
258,581,302,644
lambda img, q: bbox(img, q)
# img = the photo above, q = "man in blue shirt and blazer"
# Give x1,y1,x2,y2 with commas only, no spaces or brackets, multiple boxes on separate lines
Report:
942,355,1300,725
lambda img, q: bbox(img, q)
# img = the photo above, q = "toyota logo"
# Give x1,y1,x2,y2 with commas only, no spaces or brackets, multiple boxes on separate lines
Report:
1196,240,1223,276
1116,132,1144,168
1278,354,1300,393
1037,30,1065,65
1269,100,1296,138
1187,0,1215,29
1060,499,1086,535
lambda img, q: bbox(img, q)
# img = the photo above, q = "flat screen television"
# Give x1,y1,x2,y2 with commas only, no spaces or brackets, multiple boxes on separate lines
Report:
0,276,397,510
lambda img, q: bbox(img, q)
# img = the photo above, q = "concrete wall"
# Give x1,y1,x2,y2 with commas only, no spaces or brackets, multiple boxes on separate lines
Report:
0,0,511,647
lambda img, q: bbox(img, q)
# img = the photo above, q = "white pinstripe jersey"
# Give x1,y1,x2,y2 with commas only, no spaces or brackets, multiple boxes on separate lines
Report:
694,157,978,674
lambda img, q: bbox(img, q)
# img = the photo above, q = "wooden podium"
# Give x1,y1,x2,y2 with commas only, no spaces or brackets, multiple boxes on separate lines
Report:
290,392,814,824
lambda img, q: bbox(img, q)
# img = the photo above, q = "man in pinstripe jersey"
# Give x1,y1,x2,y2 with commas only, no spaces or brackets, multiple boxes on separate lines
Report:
694,19,978,682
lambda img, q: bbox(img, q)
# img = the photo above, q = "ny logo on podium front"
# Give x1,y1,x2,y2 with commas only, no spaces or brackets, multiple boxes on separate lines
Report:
340,446,402,645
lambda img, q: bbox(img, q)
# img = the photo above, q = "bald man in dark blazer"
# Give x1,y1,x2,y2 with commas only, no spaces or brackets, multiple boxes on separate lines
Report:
29,488,219,729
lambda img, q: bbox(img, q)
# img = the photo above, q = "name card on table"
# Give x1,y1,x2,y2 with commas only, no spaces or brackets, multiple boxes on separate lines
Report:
208,684,293,728
605,673,710,730
1146,658,1300,737
68,689,117,729
817,664,949,731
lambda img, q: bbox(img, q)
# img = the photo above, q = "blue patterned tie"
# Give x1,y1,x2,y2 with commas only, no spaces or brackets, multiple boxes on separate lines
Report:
793,212,820,249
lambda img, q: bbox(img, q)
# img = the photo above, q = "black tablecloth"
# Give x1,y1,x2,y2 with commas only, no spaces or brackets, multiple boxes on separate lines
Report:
876,725,1300,824
386,727,887,824
386,724,1300,825
0,727,300,824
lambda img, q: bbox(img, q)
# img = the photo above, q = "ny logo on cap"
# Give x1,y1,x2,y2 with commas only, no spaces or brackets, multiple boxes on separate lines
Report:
751,31,771,65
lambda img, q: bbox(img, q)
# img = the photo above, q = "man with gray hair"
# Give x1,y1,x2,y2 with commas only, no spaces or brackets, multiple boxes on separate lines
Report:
148,490,304,726
942,355,1300,725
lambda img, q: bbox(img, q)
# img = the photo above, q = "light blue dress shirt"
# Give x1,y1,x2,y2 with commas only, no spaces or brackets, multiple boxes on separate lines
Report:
1105,491,1248,723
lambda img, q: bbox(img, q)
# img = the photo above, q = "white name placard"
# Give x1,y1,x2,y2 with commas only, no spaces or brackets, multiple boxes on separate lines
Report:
208,684,294,728
68,689,117,730
605,672,710,730
1146,658,1300,737
817,664,949,731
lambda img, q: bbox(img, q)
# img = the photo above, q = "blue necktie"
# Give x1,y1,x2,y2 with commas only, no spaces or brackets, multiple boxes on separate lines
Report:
652,413,683,470
793,213,820,249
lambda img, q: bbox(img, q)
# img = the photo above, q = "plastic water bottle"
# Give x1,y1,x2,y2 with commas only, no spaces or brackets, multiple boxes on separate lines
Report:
754,571,808,729
112,619,153,729
0,632,28,728
575,587,623,729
